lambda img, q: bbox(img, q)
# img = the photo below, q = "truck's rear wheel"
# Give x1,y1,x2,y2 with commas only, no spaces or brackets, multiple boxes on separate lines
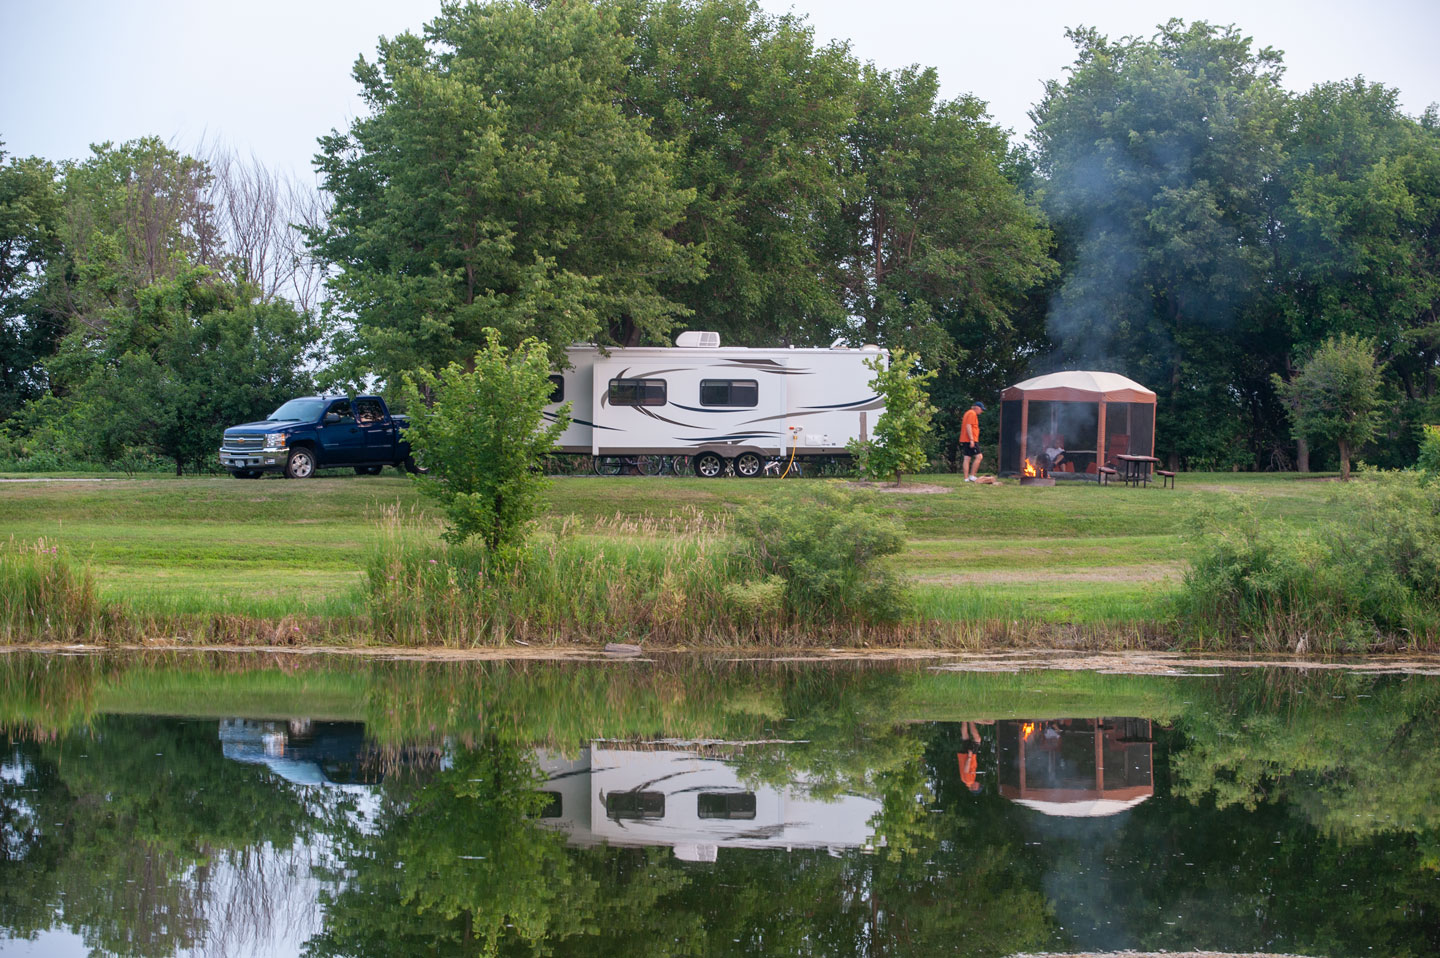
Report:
284,448,316,479
734,452,764,478
694,452,726,478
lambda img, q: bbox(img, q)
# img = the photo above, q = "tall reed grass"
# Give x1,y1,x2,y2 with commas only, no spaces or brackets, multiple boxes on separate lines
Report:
0,537,114,642
365,505,782,645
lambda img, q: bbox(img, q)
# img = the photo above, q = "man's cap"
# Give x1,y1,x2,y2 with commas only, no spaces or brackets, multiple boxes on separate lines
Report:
973,401,986,411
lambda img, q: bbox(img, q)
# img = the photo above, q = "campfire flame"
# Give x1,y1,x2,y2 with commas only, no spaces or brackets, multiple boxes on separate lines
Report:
1022,458,1037,478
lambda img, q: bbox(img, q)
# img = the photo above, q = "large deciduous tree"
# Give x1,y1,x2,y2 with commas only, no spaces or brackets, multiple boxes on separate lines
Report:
606,0,857,346
70,269,318,474
1267,81,1440,468
1031,20,1288,469
828,66,1054,359
0,148,63,421
310,0,702,383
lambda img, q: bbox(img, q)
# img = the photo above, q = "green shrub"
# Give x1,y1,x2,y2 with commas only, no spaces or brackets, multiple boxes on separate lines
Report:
733,483,911,623
1177,473,1440,649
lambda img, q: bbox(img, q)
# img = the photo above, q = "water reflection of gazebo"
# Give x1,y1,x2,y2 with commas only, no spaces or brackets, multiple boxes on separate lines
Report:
997,718,1153,817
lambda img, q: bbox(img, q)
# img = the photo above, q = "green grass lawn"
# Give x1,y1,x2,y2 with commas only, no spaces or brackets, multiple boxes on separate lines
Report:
0,469,1341,626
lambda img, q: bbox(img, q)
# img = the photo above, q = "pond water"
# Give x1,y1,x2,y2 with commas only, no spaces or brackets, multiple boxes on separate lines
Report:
1,652,1437,957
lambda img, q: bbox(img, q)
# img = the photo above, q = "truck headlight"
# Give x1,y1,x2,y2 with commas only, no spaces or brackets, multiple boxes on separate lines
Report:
265,433,288,450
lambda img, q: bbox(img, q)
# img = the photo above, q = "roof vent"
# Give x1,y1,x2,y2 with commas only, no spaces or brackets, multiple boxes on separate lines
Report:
675,330,721,348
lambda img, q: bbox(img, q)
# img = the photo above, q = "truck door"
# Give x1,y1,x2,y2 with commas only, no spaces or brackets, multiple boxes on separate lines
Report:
354,398,396,462
319,399,365,464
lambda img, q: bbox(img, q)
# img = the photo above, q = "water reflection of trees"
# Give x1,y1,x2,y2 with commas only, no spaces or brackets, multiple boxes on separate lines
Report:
0,716,338,957
4,655,1440,955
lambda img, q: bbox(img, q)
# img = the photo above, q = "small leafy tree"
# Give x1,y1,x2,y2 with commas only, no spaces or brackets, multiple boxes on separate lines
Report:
400,330,569,551
847,348,936,484
1273,333,1385,480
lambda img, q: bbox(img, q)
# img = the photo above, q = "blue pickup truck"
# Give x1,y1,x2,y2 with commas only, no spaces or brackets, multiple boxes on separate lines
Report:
218,395,417,479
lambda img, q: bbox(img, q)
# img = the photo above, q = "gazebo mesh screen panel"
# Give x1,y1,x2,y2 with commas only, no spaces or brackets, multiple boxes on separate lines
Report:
1103,402,1154,461
1027,401,1098,472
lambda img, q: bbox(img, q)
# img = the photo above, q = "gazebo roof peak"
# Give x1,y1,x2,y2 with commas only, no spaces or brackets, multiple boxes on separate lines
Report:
1002,370,1155,403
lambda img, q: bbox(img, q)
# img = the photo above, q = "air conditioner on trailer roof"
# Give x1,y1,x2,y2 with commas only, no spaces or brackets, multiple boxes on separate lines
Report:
675,330,721,348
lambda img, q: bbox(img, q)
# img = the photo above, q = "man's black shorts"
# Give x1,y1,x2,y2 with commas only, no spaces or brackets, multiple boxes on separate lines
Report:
960,441,980,457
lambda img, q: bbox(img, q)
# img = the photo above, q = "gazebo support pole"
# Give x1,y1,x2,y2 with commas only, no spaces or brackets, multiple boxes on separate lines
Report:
1019,398,1030,470
1096,401,1107,467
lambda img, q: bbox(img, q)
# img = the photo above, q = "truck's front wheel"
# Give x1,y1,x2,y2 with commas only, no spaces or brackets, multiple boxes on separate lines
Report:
284,448,316,479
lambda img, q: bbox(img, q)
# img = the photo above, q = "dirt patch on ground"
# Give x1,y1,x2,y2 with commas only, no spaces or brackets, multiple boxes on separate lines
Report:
846,480,952,494
915,563,1184,585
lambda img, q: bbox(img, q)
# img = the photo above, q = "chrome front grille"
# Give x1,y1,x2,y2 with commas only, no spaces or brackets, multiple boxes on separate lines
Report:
222,435,266,452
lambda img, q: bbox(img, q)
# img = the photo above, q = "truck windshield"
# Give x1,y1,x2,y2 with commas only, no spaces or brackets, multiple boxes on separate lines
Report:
267,399,326,422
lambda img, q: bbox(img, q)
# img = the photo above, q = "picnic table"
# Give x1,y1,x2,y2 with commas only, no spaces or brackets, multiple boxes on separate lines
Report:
1115,454,1161,488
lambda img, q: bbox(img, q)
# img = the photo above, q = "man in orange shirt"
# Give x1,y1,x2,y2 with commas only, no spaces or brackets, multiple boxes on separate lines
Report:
960,401,984,481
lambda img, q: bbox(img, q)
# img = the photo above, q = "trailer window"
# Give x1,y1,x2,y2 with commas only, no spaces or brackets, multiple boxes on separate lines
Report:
548,375,564,403
608,378,667,406
697,792,756,820
699,380,758,407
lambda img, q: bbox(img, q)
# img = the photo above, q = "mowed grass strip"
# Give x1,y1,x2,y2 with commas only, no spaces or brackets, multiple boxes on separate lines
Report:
0,470,1342,626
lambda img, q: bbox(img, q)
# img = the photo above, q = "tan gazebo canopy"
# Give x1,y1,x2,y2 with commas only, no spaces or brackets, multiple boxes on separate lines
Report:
998,371,1156,476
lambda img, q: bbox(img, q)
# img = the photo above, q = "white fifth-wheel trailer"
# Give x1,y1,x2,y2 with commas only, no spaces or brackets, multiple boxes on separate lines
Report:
546,332,887,478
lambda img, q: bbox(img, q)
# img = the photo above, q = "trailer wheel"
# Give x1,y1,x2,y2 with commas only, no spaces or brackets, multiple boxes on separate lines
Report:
694,452,726,478
734,452,764,478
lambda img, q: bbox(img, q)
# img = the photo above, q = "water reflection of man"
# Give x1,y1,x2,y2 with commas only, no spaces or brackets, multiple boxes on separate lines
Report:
956,720,993,793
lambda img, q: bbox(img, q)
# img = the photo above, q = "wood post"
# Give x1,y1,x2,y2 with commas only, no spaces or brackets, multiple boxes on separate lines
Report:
1096,401,1107,467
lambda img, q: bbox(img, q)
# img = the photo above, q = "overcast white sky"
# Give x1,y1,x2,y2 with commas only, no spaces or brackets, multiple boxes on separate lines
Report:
2,0,1437,181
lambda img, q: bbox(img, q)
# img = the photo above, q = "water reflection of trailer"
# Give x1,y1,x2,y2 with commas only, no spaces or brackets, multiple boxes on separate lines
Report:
996,718,1154,817
534,742,883,861
546,333,885,477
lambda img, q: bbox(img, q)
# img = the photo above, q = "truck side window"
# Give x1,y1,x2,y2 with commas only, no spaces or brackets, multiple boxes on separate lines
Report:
699,380,758,407
548,375,564,403
608,378,667,406
327,400,353,421
354,399,385,424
